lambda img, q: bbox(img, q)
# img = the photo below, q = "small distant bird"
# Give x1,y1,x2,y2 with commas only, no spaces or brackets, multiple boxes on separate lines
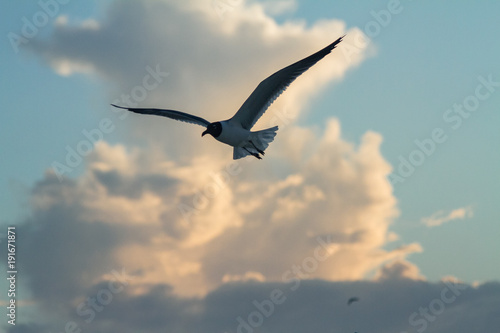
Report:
347,297,360,306
112,36,344,159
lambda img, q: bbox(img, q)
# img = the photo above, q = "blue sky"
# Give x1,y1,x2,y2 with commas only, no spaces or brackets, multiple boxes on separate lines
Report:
1,1,499,332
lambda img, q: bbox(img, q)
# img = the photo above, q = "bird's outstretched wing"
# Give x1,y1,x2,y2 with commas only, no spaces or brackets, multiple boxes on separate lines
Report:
229,35,344,130
111,104,211,128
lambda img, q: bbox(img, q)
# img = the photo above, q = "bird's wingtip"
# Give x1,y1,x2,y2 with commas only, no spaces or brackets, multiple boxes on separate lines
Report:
329,35,345,50
110,104,127,110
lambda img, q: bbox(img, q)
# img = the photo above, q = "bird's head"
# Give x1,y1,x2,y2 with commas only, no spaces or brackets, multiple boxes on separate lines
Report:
202,122,222,138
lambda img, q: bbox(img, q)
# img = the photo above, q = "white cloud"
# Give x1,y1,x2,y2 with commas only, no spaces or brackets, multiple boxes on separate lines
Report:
422,206,474,227
20,116,420,297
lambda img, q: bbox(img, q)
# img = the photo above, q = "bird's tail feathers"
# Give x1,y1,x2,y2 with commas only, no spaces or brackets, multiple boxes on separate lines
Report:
233,126,279,160
252,126,279,151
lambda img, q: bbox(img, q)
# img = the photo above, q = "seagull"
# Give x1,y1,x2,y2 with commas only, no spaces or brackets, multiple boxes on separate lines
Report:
347,297,360,306
112,36,344,160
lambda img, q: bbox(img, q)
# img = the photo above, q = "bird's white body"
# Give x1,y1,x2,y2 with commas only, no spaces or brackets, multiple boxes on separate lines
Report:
217,120,251,147
112,36,344,159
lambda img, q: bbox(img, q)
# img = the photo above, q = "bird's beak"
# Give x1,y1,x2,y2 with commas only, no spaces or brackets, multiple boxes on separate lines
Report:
202,129,208,137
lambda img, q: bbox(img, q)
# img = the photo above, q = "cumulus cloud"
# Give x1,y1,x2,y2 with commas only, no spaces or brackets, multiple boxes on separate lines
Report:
422,206,474,227
14,117,415,299
3,123,430,330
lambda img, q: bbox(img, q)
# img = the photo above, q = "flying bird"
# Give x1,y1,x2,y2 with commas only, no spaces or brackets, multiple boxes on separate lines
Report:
112,36,344,160
347,297,360,306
